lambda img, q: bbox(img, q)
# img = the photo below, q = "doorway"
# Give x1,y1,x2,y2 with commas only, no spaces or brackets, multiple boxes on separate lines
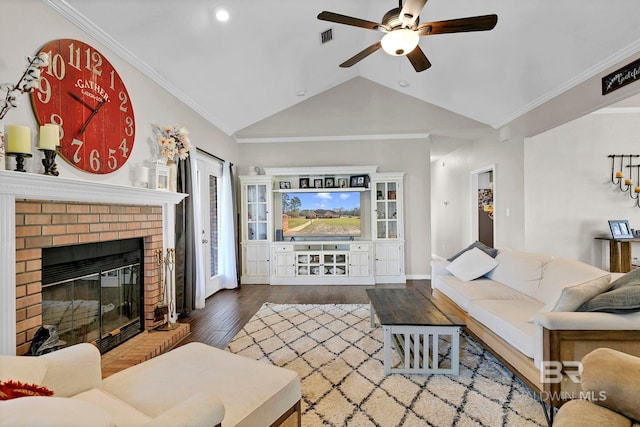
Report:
471,166,495,247
196,155,222,298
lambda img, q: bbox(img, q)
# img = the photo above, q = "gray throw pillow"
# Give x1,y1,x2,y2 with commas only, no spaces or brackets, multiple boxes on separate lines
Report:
577,278,640,313
447,241,498,262
609,268,640,291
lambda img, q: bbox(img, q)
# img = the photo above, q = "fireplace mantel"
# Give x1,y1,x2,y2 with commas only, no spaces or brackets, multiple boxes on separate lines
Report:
0,170,188,355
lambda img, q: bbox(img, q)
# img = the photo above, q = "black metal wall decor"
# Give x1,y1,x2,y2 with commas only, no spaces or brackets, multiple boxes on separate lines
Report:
609,154,640,207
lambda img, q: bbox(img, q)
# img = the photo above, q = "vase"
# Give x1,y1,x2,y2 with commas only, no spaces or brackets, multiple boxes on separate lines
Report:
0,120,5,171
167,159,177,192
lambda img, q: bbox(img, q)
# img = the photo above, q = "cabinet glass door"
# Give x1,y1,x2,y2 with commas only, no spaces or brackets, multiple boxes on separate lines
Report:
247,184,268,241
375,182,399,239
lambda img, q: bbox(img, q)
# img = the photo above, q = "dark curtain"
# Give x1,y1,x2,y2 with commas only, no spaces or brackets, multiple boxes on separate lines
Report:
175,156,197,315
229,164,241,285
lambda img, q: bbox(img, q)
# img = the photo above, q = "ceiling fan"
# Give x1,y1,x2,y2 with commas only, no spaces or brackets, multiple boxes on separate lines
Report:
317,0,497,72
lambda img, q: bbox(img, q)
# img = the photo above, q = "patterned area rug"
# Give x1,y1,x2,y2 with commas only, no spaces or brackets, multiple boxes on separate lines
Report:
227,303,546,427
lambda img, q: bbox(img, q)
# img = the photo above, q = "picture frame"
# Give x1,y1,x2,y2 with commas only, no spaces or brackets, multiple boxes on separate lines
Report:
338,178,347,188
299,178,309,189
608,219,634,239
324,177,335,188
279,181,290,189
313,179,323,188
350,175,368,188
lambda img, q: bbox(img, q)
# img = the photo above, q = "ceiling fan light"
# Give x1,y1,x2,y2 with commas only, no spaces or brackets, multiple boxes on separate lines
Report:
381,29,419,56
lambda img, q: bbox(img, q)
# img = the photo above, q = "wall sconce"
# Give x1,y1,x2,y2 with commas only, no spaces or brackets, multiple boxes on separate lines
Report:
609,154,640,207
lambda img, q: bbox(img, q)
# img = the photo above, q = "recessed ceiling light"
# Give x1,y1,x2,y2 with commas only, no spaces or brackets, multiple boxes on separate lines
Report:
296,90,307,97
215,9,230,22
398,80,410,87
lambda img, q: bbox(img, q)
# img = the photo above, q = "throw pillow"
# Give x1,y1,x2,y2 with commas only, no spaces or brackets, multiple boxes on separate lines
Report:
577,283,640,313
446,247,499,281
0,380,53,400
609,268,640,291
447,241,498,262
551,275,613,312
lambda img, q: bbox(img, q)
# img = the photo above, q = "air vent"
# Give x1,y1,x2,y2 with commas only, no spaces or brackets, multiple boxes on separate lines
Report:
320,28,333,44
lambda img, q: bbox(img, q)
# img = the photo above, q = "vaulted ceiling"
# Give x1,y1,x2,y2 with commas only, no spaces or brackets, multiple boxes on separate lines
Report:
48,0,640,145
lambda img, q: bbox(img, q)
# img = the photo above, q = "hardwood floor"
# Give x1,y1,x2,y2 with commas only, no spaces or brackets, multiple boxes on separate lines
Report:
177,280,431,349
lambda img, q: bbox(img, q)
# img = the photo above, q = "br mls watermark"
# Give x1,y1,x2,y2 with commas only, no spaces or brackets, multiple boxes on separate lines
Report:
538,361,607,402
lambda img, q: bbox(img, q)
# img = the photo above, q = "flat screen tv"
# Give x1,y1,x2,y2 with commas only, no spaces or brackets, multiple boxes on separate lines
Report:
282,191,361,239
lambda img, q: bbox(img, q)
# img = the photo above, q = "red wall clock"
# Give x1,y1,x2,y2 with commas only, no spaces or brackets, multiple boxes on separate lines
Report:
31,39,135,174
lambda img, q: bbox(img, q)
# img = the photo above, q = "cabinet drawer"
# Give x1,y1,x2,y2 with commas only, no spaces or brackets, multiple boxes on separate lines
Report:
350,244,370,251
273,245,293,252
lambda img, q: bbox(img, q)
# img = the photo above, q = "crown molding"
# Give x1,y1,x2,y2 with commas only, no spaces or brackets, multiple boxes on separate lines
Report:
42,0,234,136
234,133,431,144
491,39,640,129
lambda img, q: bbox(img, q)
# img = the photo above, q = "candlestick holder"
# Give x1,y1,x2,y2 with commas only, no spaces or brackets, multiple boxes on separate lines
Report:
40,148,59,176
7,152,32,172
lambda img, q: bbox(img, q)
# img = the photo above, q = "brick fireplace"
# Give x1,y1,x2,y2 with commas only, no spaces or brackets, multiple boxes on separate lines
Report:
16,200,164,355
0,171,186,356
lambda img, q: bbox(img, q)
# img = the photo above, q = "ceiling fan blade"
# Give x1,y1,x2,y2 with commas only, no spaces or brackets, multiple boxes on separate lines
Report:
317,11,381,31
399,0,428,27
406,46,431,72
339,41,382,68
417,14,498,36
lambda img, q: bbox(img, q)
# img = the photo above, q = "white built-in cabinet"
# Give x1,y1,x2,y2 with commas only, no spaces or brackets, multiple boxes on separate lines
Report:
240,176,272,284
239,167,405,285
371,173,406,283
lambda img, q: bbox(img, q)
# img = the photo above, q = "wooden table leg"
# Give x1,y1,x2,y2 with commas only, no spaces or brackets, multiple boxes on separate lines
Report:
610,240,622,272
620,241,632,272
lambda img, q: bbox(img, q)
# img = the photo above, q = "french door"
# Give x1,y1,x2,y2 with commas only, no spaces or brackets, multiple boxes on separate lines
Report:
197,156,222,297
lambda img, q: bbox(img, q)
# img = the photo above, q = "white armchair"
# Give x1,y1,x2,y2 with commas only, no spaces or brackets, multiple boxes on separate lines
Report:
1,341,301,427
0,343,224,427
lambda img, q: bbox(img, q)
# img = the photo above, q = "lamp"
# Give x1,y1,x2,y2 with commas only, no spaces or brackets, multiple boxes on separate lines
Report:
381,29,419,56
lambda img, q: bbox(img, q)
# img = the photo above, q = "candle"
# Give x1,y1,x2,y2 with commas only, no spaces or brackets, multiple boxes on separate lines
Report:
136,166,150,183
625,179,633,186
615,171,624,178
39,124,59,150
635,187,640,193
6,125,31,154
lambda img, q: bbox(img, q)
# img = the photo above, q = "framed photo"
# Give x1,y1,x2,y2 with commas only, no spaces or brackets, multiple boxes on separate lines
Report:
324,177,335,188
608,220,633,239
279,181,290,189
299,178,309,189
350,175,368,188
313,179,323,188
338,178,347,188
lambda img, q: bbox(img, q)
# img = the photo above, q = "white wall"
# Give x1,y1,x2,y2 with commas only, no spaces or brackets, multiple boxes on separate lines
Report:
432,110,640,269
1,0,238,182
525,111,640,268
431,133,525,259
237,139,432,278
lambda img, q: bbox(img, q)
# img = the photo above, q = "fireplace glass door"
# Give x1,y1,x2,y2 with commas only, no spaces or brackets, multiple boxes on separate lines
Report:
42,263,140,351
41,238,144,354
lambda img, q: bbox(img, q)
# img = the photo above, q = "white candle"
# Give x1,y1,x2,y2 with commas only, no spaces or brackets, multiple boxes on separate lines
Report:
39,124,59,150
137,166,150,183
6,125,31,154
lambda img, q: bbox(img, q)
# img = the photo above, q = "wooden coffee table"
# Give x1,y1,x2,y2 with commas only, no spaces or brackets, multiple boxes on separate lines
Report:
366,288,465,376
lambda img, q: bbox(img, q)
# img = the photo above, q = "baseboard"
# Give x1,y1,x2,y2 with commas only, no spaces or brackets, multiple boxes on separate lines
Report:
406,274,430,280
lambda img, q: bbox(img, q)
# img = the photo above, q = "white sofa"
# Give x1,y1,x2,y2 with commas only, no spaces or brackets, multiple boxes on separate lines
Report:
0,342,301,427
431,247,640,409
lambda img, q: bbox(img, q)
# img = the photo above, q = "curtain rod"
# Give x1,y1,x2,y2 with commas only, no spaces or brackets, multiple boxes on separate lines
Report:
196,147,233,166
